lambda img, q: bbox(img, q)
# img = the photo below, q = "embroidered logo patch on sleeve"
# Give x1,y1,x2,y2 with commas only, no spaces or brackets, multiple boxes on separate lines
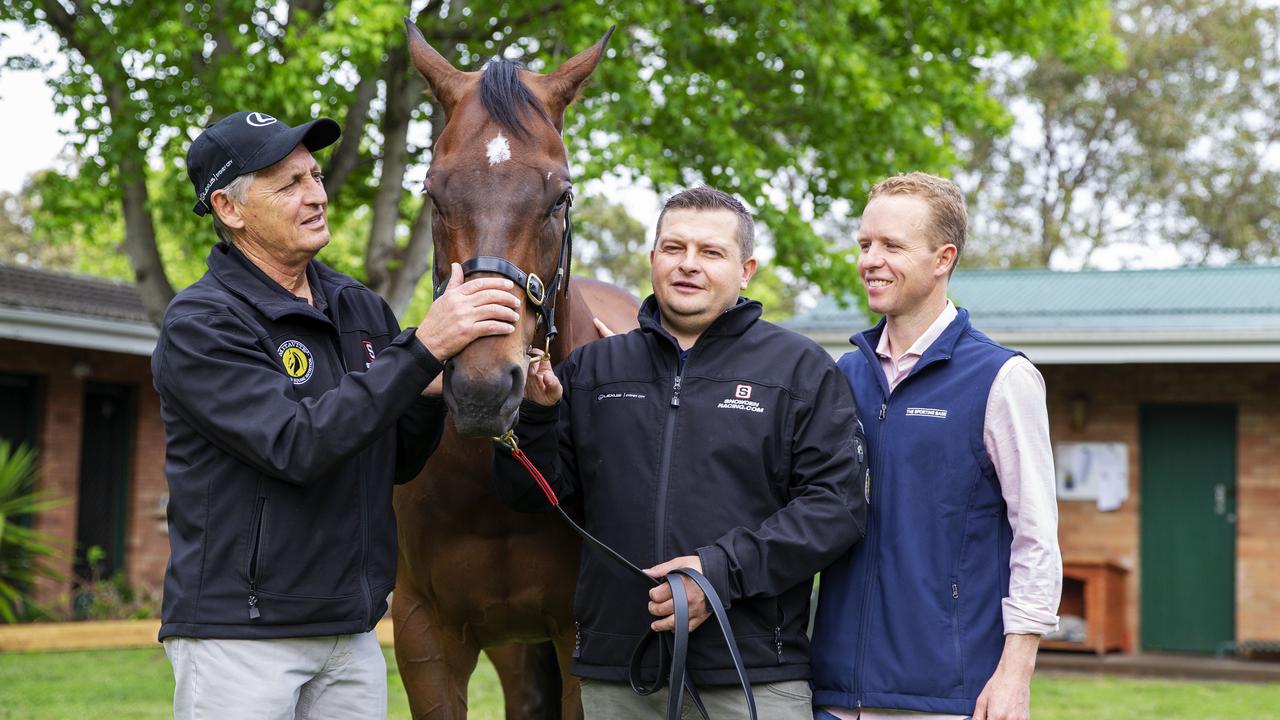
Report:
277,340,315,384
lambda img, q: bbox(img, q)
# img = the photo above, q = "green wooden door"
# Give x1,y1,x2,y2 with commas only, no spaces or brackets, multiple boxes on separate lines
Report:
1139,404,1236,653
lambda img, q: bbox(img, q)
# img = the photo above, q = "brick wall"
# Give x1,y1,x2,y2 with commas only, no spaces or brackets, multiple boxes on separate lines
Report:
1043,362,1280,647
0,338,169,607
6,334,1278,648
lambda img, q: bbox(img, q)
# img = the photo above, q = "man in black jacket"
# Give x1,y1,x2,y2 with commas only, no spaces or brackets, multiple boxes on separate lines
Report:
154,111,522,719
493,186,868,717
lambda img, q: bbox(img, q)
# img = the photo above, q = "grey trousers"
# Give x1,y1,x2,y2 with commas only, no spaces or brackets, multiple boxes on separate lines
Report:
163,631,386,720
580,677,813,719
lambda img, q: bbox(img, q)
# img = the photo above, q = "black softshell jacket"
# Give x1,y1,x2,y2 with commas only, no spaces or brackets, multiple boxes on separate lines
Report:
153,242,445,640
493,296,868,685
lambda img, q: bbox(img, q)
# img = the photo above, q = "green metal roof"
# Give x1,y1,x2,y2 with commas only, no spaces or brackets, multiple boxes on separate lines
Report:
787,264,1280,336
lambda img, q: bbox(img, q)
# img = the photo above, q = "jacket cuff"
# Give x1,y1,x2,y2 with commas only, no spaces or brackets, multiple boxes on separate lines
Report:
395,327,445,379
519,398,559,424
696,545,733,611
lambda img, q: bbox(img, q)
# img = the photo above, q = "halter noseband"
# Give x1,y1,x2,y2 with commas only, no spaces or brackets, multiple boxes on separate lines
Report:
433,193,574,347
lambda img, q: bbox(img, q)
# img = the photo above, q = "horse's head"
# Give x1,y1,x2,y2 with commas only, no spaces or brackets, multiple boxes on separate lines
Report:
406,20,613,437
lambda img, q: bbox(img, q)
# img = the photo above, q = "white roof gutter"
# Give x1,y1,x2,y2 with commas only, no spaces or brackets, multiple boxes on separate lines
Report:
806,328,1280,364
0,307,158,357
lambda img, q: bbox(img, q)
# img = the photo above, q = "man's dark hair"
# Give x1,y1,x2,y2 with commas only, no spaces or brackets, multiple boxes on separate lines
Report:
655,185,755,260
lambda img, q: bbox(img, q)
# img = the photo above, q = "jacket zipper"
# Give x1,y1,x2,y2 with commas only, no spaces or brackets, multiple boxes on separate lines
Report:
951,578,963,686
358,464,373,627
247,497,266,620
850,331,955,705
653,372,682,561
855,397,888,705
573,621,581,658
774,602,784,664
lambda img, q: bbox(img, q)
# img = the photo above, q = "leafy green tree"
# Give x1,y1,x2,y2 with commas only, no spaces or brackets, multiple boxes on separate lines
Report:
0,442,64,623
965,0,1280,268
573,196,652,298
2,0,1110,322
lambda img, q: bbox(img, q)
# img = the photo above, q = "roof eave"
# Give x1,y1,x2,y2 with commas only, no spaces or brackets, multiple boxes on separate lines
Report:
0,307,158,357
805,327,1280,364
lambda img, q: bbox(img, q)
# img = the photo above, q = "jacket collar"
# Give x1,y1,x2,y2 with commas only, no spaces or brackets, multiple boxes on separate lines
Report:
205,241,356,323
851,306,974,386
637,294,762,349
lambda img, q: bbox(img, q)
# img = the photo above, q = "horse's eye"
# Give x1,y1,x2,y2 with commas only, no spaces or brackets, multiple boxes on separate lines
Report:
551,191,571,214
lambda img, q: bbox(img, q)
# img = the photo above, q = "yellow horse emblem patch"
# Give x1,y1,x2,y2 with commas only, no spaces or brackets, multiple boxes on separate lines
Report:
277,340,314,384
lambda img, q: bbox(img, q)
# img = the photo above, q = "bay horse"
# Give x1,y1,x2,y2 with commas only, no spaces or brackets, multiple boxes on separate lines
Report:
392,19,639,719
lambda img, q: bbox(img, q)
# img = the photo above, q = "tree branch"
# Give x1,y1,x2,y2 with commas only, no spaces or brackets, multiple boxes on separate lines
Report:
323,74,378,200
41,0,175,323
364,42,414,295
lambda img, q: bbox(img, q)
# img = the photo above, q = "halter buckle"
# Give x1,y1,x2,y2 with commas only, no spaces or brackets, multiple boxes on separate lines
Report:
526,273,546,306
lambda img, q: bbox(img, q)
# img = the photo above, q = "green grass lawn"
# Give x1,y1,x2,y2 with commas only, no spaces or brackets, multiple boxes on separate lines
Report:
2,646,1278,719
0,646,502,719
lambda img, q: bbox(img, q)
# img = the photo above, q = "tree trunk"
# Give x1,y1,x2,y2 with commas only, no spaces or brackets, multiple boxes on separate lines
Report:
383,100,446,318
119,152,176,326
364,44,415,296
323,75,378,200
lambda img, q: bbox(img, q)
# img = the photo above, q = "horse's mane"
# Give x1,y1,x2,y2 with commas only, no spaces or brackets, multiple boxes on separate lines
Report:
480,59,552,139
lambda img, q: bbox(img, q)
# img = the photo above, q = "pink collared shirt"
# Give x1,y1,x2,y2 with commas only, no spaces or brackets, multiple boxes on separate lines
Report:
825,301,1062,720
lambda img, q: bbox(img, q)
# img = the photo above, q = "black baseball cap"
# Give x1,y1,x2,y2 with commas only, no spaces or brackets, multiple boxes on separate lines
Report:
187,111,341,216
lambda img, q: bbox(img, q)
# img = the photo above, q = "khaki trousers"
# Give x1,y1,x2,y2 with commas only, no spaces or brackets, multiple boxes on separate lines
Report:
580,677,813,719
164,630,385,720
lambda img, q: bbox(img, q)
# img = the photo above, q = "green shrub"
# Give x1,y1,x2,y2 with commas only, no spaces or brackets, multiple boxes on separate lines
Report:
0,441,65,622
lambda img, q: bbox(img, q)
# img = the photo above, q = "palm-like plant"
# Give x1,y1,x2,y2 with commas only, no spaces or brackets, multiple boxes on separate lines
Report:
0,441,64,623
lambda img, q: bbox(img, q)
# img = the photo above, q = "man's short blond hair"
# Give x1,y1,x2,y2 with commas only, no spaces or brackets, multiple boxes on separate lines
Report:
867,172,967,262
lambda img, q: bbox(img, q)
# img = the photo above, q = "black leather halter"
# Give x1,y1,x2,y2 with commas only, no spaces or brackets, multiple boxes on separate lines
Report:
433,194,574,347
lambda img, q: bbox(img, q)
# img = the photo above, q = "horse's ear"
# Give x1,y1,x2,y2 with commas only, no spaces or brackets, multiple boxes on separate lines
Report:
533,25,616,130
404,17,470,115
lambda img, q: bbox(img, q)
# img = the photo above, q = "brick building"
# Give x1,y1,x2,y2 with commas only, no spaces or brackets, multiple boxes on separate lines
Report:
6,261,1278,655
787,264,1280,654
0,263,166,608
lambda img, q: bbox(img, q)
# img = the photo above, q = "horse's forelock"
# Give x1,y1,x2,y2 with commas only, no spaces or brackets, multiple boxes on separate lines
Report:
480,59,552,139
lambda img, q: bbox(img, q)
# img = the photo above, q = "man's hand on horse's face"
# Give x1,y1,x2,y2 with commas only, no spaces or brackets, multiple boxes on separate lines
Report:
524,354,563,406
644,556,711,633
416,262,522,361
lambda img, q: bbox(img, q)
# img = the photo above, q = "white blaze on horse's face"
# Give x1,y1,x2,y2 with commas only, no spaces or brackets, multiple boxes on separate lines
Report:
486,133,512,166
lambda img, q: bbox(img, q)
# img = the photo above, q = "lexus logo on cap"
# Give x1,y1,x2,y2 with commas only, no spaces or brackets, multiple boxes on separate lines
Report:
246,112,277,127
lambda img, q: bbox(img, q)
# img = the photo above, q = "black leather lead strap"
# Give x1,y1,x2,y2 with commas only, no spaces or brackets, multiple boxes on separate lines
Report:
628,569,757,720
502,440,757,720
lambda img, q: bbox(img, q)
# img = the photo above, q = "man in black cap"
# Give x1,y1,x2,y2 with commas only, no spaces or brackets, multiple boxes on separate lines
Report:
153,110,521,718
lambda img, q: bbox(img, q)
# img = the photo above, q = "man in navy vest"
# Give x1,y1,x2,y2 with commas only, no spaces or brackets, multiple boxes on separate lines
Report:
810,172,1061,720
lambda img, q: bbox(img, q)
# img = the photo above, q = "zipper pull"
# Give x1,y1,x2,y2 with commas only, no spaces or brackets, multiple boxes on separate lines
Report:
248,590,261,620
879,403,887,421
670,375,682,407
572,621,581,658
951,581,959,599
774,627,783,663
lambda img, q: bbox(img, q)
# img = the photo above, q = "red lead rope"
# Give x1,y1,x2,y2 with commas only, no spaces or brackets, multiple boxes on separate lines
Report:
501,442,652,582
512,448,561,506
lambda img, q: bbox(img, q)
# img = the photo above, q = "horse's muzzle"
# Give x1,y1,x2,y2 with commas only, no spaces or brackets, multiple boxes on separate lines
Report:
442,360,525,438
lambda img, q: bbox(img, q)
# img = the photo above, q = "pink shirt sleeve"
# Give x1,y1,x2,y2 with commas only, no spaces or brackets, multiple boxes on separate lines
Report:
984,356,1062,636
